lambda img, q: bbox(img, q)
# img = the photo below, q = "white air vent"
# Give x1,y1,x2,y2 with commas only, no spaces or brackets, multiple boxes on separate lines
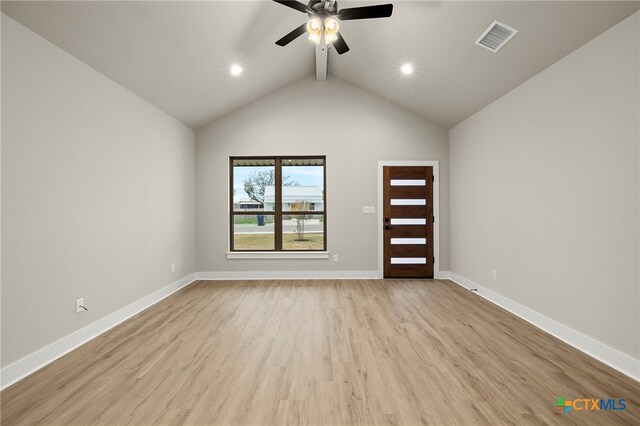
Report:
475,20,518,52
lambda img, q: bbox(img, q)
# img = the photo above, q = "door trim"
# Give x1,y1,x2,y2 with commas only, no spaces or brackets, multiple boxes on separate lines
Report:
377,161,440,279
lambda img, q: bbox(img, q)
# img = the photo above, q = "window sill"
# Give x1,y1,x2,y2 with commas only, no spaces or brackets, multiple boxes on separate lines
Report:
226,251,330,260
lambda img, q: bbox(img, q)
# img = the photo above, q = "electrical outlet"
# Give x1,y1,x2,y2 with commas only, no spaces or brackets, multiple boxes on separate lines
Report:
76,298,86,314
491,269,497,280
333,254,339,262
171,263,176,273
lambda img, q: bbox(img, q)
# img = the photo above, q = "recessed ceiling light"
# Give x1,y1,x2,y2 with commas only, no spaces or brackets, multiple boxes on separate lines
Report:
400,63,413,76
230,64,243,76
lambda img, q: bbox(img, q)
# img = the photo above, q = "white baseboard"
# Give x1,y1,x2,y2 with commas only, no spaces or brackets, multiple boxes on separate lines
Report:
0,273,198,390
196,270,380,280
197,270,450,280
7,270,634,391
441,271,640,382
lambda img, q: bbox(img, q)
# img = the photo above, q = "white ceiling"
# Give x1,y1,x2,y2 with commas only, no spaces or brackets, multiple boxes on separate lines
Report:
3,1,639,129
330,0,640,127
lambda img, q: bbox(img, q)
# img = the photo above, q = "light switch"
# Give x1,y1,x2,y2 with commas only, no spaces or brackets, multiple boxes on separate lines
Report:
362,206,376,214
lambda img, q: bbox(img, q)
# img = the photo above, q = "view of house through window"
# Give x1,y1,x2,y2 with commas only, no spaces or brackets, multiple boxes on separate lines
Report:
231,157,326,251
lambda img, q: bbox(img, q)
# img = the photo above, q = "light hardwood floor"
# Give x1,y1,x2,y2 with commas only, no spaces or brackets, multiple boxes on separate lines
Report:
1,279,639,425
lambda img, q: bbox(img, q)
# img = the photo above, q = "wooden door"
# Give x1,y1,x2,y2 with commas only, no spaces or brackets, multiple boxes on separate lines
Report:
383,166,434,278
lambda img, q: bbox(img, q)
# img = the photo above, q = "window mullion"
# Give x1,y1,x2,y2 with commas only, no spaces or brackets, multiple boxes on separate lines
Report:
274,157,283,251
229,157,234,251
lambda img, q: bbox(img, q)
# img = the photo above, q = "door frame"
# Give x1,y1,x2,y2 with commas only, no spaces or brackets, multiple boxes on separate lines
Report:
377,160,441,279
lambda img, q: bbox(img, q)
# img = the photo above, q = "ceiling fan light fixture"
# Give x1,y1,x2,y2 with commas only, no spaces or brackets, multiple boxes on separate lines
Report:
307,17,322,44
324,17,339,44
324,17,339,32
273,0,394,54
308,17,321,31
308,33,321,44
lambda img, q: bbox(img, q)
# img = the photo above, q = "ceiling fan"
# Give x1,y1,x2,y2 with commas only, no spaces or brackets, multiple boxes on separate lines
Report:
273,0,393,55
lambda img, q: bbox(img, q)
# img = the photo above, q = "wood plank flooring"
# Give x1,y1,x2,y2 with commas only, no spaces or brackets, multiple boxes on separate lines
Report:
1,279,639,425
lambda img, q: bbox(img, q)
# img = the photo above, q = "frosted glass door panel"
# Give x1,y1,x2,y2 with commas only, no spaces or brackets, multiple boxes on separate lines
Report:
390,238,427,245
390,258,427,264
390,218,427,225
390,179,426,186
390,199,426,206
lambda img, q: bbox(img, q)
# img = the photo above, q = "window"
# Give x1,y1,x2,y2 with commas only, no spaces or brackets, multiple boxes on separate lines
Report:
230,156,326,252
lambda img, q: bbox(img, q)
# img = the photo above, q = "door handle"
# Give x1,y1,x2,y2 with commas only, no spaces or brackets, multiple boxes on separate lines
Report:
384,218,390,223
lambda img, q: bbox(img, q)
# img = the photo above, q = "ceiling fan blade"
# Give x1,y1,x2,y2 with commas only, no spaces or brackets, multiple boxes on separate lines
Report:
337,4,393,20
273,0,313,14
333,32,350,55
275,23,308,46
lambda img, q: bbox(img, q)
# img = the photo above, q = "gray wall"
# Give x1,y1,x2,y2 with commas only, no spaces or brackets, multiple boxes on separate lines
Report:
196,77,449,273
449,12,639,358
1,15,196,366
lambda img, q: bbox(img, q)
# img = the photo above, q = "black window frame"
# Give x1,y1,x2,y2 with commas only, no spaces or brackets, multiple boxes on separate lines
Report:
229,156,327,252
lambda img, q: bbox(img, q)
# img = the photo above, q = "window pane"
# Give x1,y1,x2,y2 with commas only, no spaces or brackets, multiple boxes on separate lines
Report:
233,214,274,250
282,158,324,212
233,159,275,212
282,214,324,250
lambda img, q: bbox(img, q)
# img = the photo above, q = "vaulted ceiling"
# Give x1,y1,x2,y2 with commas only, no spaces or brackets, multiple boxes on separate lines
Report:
3,1,639,129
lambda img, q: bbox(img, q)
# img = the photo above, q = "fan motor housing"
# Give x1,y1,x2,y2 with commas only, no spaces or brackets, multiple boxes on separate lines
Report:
309,0,338,15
